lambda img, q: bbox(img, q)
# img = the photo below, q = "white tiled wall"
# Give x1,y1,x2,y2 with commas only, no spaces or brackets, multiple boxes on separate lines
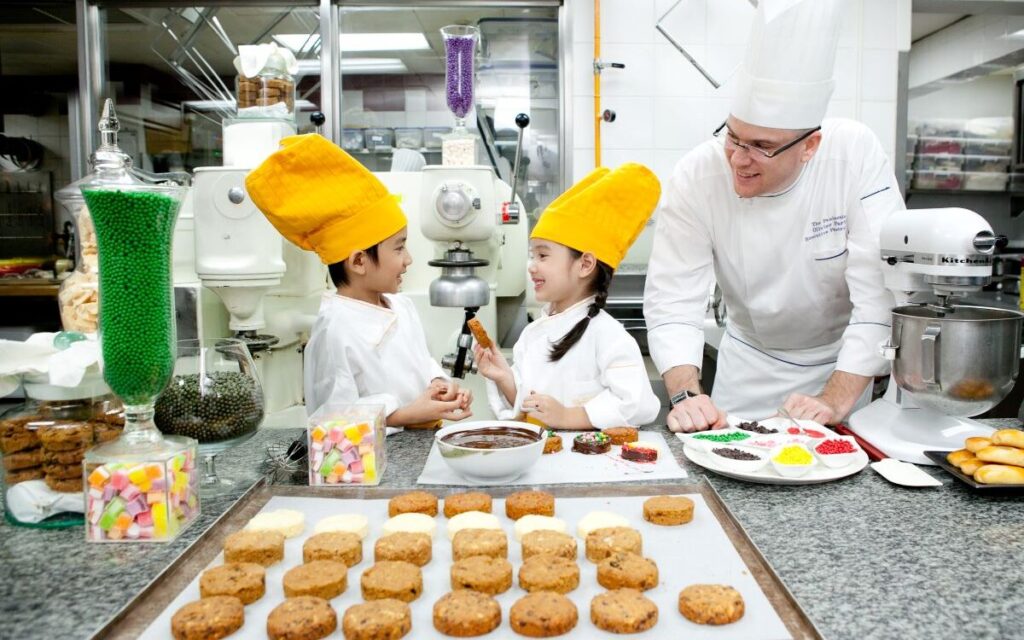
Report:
569,0,908,187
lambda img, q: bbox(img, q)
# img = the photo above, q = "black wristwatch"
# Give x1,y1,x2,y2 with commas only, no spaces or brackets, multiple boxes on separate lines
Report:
669,389,697,407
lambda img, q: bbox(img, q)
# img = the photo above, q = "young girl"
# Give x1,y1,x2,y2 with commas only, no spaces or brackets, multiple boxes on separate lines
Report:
246,133,471,429
474,163,661,429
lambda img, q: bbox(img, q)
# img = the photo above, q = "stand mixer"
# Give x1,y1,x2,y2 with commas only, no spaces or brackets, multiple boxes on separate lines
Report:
848,207,1024,464
375,114,530,417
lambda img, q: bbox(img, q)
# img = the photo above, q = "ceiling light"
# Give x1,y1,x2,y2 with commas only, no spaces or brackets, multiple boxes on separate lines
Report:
295,58,408,75
274,32,429,54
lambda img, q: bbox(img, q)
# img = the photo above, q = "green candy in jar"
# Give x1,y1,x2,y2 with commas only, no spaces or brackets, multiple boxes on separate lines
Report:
83,188,179,406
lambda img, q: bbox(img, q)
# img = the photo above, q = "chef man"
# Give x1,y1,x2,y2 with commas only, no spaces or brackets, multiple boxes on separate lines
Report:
644,0,904,431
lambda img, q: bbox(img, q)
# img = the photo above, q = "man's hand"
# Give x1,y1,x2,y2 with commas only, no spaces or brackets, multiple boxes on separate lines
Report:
781,392,837,425
666,394,728,433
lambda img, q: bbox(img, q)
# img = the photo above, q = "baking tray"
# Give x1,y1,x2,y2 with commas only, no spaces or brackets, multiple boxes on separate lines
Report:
93,480,822,640
924,450,1024,495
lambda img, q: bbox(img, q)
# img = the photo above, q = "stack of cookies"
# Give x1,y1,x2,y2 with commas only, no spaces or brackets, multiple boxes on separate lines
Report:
1,415,42,487
236,76,295,113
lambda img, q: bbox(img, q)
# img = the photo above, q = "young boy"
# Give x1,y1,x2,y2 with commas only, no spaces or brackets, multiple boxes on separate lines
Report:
246,134,471,428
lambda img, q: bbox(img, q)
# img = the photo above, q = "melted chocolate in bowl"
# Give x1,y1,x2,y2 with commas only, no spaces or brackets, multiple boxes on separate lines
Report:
440,426,541,450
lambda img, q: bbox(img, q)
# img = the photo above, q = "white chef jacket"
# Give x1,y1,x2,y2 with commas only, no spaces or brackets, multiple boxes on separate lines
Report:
304,292,446,425
486,297,660,428
644,118,902,418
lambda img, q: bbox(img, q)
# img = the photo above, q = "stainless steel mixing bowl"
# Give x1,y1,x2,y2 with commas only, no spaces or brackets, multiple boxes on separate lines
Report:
888,305,1024,417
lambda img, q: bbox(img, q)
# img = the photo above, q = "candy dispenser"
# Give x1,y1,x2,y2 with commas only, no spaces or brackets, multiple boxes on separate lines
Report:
307,404,386,486
441,25,482,166
79,99,199,542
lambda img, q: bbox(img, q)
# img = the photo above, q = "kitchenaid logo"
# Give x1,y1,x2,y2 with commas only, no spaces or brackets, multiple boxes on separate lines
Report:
921,253,992,266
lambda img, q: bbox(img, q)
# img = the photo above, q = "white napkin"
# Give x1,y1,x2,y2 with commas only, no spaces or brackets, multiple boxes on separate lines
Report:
0,333,101,397
6,480,85,524
233,43,298,79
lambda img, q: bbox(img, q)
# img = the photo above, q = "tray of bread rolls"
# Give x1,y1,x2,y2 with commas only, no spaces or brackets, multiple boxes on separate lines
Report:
95,480,821,640
925,428,1024,494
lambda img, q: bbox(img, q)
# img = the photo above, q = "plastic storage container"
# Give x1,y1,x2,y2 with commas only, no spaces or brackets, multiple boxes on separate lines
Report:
394,127,424,150
424,127,452,150
915,119,965,138
963,172,1009,191
914,154,964,171
364,128,394,151
911,170,963,190
964,138,1012,156
917,137,964,155
307,404,386,486
342,129,365,151
964,155,1011,173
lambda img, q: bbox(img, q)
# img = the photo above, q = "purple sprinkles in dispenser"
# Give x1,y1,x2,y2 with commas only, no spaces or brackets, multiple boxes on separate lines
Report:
444,35,475,119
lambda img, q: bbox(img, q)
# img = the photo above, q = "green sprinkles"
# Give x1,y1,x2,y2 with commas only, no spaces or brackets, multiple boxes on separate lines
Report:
692,431,751,443
84,188,179,405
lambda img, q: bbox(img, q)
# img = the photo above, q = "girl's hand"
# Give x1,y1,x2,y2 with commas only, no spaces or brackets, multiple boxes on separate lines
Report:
521,392,568,428
473,344,512,383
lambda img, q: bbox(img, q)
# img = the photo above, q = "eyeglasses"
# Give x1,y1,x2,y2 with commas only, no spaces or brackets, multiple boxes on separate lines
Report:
713,122,821,159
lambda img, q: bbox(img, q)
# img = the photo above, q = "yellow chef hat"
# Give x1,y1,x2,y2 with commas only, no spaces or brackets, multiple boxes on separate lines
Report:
245,134,407,265
530,163,660,270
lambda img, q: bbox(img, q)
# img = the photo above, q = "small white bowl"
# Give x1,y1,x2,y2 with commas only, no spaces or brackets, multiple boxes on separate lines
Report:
708,445,769,473
812,436,861,469
769,443,816,478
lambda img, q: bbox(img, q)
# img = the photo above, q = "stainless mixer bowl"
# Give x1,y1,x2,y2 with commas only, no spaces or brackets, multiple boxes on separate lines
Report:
889,305,1024,417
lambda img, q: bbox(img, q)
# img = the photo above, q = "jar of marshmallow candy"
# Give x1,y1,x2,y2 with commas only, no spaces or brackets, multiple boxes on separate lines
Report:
307,404,386,486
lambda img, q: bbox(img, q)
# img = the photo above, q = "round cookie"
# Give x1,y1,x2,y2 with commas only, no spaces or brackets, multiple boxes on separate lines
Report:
0,424,38,454
452,528,508,560
522,530,577,560
510,592,578,638
443,491,493,518
44,475,81,493
446,511,502,541
171,596,243,640
585,527,642,562
361,561,423,603
342,599,412,640
433,590,501,637
604,426,639,445
678,584,745,625
388,490,439,517
42,446,87,465
304,531,363,567
283,560,348,600
246,508,305,538
513,515,567,542
381,512,437,538
518,556,579,594
41,463,80,480
4,448,42,471
315,513,370,539
642,495,694,526
543,434,563,454
223,530,285,567
590,589,659,634
37,422,93,451
267,596,337,640
450,555,513,595
597,552,658,591
6,467,43,484
199,562,266,605
576,511,629,539
505,490,555,520
375,532,432,566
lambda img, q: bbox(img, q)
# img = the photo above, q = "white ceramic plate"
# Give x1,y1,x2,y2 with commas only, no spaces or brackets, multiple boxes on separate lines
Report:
678,417,869,485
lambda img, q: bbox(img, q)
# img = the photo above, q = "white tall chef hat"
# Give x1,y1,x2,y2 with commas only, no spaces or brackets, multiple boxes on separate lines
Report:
730,0,842,131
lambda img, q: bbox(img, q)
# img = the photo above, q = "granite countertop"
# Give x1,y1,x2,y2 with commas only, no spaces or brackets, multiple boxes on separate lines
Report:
2,421,1022,640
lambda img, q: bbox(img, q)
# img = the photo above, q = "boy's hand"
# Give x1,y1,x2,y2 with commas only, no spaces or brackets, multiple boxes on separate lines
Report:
391,386,473,426
473,344,512,384
430,379,473,411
